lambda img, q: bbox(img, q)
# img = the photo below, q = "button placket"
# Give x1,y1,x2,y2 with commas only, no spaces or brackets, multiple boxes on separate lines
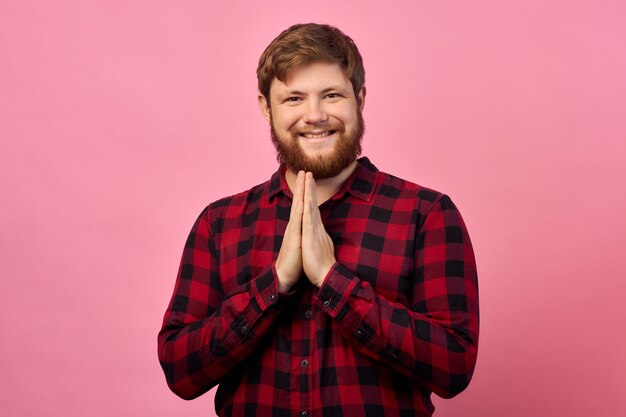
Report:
297,295,314,409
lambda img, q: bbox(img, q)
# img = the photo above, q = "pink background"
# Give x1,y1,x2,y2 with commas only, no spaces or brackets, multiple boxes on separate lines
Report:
1,1,625,415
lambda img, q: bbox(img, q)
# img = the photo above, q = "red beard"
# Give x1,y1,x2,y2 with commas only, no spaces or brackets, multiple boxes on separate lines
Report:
270,110,365,179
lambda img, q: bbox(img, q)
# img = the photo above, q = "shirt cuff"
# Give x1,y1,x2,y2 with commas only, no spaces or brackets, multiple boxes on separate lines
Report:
231,265,292,343
314,263,389,356
314,262,359,321
249,264,282,311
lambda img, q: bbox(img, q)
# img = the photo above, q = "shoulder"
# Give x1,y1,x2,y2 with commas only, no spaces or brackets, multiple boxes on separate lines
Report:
374,169,464,236
198,178,272,235
375,169,452,214
208,180,268,212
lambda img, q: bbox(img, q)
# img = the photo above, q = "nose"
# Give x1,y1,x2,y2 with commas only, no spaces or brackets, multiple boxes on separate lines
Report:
303,99,328,124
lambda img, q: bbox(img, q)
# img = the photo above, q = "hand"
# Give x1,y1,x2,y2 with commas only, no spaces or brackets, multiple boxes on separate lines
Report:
302,172,337,287
275,171,304,293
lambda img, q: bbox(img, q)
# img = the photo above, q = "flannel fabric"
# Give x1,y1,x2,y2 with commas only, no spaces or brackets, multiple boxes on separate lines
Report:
158,157,479,417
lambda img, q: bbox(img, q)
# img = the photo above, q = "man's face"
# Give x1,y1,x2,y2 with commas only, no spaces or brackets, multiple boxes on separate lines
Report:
259,61,365,179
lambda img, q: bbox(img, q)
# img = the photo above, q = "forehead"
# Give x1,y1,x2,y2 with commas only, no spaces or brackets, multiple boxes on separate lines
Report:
270,61,352,95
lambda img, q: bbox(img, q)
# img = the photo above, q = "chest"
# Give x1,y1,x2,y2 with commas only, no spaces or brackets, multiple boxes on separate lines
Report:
217,200,417,306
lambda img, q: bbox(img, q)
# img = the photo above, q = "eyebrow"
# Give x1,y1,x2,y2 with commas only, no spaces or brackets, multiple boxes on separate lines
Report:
279,85,351,97
321,86,351,95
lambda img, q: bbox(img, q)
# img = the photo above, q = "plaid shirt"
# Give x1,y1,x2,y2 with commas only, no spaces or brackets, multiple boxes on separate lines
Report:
158,157,479,417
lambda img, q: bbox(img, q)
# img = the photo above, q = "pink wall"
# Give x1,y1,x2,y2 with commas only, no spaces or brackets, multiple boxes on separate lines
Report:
1,1,625,415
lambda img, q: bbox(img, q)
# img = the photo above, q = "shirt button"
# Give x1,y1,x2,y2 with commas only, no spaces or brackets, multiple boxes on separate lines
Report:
355,329,363,337
323,299,331,307
240,325,248,334
300,411,309,417
304,310,313,319
268,293,276,302
301,359,309,368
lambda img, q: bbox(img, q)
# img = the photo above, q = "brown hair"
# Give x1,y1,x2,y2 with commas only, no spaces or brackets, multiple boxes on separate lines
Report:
257,23,365,103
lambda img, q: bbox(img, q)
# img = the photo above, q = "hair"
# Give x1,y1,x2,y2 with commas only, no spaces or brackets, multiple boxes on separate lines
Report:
257,23,365,104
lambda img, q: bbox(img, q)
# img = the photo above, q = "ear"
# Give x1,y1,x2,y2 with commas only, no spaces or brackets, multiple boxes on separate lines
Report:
258,92,271,122
357,86,366,111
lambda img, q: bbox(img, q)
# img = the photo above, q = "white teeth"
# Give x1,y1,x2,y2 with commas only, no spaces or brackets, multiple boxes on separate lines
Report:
302,131,333,139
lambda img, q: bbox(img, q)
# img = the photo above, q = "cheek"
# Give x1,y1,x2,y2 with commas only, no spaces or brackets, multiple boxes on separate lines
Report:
273,111,300,131
334,110,358,127
332,102,360,124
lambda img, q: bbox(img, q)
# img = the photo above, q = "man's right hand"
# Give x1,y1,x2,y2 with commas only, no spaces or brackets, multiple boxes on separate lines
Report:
275,170,305,293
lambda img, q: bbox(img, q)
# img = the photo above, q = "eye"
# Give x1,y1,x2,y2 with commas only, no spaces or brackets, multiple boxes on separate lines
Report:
285,96,301,103
325,93,340,99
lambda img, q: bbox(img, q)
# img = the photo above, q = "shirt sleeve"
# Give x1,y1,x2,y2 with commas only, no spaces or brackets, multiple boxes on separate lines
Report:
157,207,291,400
314,194,479,398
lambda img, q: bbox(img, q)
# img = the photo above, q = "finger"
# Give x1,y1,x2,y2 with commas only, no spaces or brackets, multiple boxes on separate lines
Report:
305,172,323,226
295,171,305,220
307,172,318,208
303,172,315,226
296,170,305,200
290,170,305,220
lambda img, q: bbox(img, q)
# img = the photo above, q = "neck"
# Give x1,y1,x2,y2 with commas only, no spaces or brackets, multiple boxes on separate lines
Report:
285,160,358,205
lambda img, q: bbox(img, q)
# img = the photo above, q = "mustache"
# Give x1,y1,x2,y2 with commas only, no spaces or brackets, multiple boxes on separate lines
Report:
289,124,344,136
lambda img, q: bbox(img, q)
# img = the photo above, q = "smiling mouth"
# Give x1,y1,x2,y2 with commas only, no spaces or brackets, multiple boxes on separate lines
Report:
299,130,337,139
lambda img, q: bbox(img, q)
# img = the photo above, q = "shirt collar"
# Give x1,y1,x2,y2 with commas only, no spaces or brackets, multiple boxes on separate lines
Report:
267,157,380,202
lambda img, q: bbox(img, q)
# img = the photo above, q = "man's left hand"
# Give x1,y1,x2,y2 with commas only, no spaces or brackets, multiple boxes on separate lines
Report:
302,172,336,287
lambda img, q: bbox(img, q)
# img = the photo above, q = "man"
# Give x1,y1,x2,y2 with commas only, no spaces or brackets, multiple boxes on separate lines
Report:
158,23,479,417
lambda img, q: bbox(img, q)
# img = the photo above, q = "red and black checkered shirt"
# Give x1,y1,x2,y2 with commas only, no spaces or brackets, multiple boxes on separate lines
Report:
158,157,479,417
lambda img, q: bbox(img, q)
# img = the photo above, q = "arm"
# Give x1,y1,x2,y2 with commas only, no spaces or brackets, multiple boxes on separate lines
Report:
314,195,479,398
157,207,291,400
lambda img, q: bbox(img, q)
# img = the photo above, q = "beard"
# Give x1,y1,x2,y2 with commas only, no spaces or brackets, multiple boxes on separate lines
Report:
270,110,365,179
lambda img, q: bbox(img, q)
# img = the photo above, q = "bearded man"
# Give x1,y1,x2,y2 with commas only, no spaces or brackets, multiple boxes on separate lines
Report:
158,23,479,417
